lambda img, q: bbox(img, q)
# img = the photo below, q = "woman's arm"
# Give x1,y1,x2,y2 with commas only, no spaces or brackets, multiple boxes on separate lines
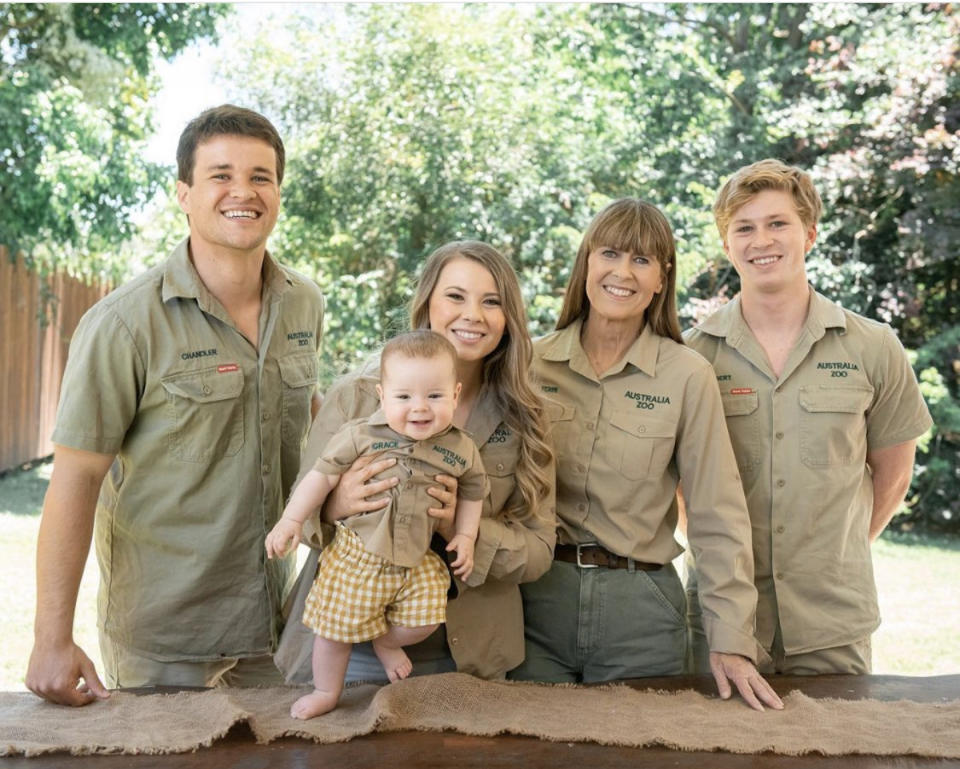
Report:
467,457,557,587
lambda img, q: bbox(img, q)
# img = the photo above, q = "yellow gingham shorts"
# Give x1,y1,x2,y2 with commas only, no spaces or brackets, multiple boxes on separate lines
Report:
302,525,449,643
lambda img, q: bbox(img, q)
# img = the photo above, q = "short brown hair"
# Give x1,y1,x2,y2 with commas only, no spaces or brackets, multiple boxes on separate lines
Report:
557,198,682,344
380,330,458,383
176,104,285,185
713,158,822,241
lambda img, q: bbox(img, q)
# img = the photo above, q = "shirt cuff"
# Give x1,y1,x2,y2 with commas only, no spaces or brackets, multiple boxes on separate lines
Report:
463,517,502,587
704,619,770,666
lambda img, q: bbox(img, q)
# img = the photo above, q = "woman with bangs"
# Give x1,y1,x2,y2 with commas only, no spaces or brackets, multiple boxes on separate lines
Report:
275,241,556,684
509,199,783,711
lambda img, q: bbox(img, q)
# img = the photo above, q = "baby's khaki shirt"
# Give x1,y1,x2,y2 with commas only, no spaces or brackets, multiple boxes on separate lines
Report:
314,413,486,568
290,358,557,678
534,319,763,662
52,239,324,661
686,289,932,655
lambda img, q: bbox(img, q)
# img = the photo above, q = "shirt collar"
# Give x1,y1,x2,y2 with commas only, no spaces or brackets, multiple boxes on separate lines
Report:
695,285,847,344
161,237,293,306
540,316,659,378
366,409,457,441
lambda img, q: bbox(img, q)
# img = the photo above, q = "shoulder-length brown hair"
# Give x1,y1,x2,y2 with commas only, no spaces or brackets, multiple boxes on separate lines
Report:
556,198,683,344
410,241,553,523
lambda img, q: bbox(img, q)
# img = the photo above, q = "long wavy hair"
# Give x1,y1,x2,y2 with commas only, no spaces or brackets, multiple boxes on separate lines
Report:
409,241,553,523
556,198,683,344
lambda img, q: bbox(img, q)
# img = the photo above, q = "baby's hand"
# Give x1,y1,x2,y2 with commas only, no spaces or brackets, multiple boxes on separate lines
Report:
265,518,301,559
445,534,476,580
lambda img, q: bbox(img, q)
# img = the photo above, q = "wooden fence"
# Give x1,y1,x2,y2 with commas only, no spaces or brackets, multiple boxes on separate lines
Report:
0,246,110,472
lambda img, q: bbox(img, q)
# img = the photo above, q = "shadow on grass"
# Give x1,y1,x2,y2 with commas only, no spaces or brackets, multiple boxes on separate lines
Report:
881,528,960,553
0,458,52,517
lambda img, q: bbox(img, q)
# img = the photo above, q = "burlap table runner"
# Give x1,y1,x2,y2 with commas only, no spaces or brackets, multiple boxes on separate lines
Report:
3,672,959,757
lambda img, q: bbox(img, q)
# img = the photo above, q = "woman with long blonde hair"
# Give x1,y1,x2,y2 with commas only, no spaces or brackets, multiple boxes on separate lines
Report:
275,241,555,682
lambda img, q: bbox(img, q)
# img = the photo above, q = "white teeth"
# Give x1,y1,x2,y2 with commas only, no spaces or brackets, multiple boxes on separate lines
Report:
453,330,482,340
751,255,779,265
224,210,258,219
604,285,634,297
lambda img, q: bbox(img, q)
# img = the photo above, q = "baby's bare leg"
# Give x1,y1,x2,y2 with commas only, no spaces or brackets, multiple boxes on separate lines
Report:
372,624,440,683
291,636,352,719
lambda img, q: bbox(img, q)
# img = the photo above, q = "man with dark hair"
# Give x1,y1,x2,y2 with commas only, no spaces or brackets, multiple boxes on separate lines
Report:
26,105,324,705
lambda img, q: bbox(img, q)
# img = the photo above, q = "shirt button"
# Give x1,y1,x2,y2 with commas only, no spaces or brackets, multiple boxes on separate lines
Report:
263,464,272,474
776,572,785,580
776,479,786,488
202,384,212,395
639,426,647,433
261,412,270,422
776,525,785,534
577,464,586,473
450,637,458,645
496,463,505,471
577,503,586,512
585,422,595,431
775,431,784,439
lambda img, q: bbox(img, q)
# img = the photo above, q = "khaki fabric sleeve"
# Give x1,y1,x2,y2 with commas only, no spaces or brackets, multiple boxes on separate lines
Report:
865,326,933,450
298,373,380,549
456,443,488,502
52,305,143,454
676,362,765,663
467,451,557,588
311,421,362,476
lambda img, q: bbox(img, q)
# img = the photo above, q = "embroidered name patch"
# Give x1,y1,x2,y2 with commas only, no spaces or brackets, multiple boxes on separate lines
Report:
817,361,860,378
372,440,399,450
624,391,670,410
730,387,754,395
432,445,467,469
180,348,217,360
217,364,239,373
287,330,314,347
488,426,511,444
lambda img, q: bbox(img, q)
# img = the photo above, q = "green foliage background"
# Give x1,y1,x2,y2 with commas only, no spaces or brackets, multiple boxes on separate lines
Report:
3,3,958,530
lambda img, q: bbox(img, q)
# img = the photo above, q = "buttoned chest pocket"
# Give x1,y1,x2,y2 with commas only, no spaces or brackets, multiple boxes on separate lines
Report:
161,367,244,462
799,386,873,467
481,444,518,518
609,411,676,481
720,391,761,477
278,352,319,446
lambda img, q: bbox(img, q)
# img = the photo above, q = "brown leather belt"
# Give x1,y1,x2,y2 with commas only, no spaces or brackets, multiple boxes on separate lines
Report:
554,543,662,570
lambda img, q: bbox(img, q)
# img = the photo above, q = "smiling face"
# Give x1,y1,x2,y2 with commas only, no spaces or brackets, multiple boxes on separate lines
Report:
427,257,507,365
376,353,461,441
176,134,280,258
584,246,663,328
724,189,817,296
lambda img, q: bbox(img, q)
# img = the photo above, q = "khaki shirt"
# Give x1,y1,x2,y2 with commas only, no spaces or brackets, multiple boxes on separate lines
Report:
685,289,932,654
286,357,557,678
314,413,486,567
534,319,762,661
52,238,324,661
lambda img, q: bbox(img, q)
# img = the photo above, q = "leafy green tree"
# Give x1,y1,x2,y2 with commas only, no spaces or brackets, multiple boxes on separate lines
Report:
0,3,227,279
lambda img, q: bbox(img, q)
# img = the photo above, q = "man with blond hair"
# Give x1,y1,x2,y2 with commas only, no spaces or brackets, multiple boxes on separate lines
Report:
685,159,931,674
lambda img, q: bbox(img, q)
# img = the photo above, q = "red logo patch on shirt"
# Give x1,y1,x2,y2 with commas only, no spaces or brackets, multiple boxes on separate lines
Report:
730,387,754,395
217,364,239,373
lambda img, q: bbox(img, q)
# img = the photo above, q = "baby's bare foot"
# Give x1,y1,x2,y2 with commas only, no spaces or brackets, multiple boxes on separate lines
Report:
290,689,339,719
373,640,413,682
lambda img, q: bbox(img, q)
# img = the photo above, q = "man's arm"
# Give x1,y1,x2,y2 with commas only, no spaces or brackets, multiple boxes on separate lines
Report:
26,445,114,706
867,439,918,541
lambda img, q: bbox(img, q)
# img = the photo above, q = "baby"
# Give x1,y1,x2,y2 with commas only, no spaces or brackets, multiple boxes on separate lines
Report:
266,330,485,719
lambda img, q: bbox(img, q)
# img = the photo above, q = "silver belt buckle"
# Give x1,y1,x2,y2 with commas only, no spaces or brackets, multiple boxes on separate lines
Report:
576,542,599,569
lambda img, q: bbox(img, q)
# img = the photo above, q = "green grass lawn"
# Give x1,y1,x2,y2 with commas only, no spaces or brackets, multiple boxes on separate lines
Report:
1,462,958,691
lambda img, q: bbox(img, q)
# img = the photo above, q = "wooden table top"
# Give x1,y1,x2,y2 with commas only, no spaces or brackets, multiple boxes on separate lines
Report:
8,674,960,768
